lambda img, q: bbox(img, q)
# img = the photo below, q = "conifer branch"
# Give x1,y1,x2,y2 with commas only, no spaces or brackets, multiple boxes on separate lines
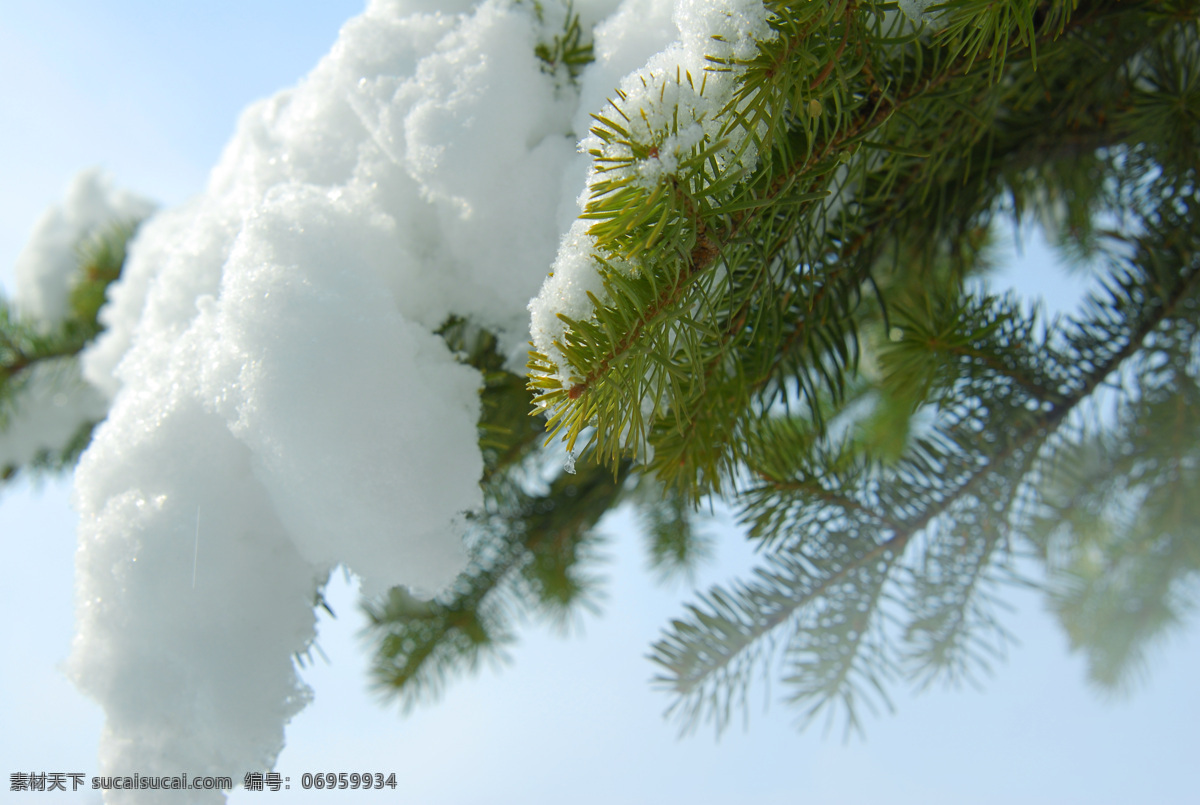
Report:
652,218,1200,732
530,0,1144,501
1,217,143,484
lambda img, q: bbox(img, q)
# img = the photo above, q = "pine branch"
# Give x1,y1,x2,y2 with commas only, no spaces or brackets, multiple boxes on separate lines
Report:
365,317,633,707
650,216,1200,733
380,0,1198,732
530,0,1154,504
1,217,142,484
364,455,629,708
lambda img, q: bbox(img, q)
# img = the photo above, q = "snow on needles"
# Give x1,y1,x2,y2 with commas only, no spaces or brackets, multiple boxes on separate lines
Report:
13,169,155,329
1,171,152,476
528,0,776,389
5,0,771,799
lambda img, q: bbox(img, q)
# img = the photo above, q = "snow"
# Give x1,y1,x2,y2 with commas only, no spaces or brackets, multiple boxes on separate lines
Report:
528,0,776,389
1,170,152,476
0,358,107,474
527,219,616,387
897,0,939,26
4,0,779,800
12,169,155,329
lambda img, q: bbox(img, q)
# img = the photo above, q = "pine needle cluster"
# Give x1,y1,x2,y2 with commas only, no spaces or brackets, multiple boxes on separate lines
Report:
4,0,1198,738
517,0,1200,734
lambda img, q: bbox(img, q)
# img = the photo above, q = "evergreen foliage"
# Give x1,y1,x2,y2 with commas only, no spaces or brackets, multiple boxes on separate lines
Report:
519,0,1200,734
1,218,142,482
3,0,1198,738
364,318,631,708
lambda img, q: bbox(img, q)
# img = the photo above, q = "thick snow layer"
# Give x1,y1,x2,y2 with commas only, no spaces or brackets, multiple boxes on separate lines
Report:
65,0,594,797
0,0,779,799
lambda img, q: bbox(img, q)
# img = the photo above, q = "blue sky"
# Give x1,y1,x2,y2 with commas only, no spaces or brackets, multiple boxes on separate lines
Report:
2,3,1198,803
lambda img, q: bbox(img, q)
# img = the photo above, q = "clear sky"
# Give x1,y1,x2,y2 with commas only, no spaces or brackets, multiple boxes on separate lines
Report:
2,3,1198,804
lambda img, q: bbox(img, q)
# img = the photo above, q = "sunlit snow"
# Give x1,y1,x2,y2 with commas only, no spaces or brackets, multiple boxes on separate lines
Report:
527,0,776,387
1,171,153,475
10,0,779,800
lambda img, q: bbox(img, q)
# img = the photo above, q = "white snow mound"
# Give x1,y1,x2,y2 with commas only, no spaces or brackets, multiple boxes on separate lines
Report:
65,0,584,797
19,0,780,800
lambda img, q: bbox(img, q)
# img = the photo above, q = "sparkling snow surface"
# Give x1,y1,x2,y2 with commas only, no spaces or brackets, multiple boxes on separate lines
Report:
0,0,778,798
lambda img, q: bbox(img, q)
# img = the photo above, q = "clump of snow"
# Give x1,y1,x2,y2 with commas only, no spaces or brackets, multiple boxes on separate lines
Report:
529,0,776,389
527,219,615,386
12,169,155,330
0,0,782,799
583,0,775,193
60,0,623,798
0,358,107,474
72,427,319,802
1,170,150,478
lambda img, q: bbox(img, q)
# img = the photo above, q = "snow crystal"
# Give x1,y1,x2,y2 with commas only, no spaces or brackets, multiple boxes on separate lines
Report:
580,0,775,193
